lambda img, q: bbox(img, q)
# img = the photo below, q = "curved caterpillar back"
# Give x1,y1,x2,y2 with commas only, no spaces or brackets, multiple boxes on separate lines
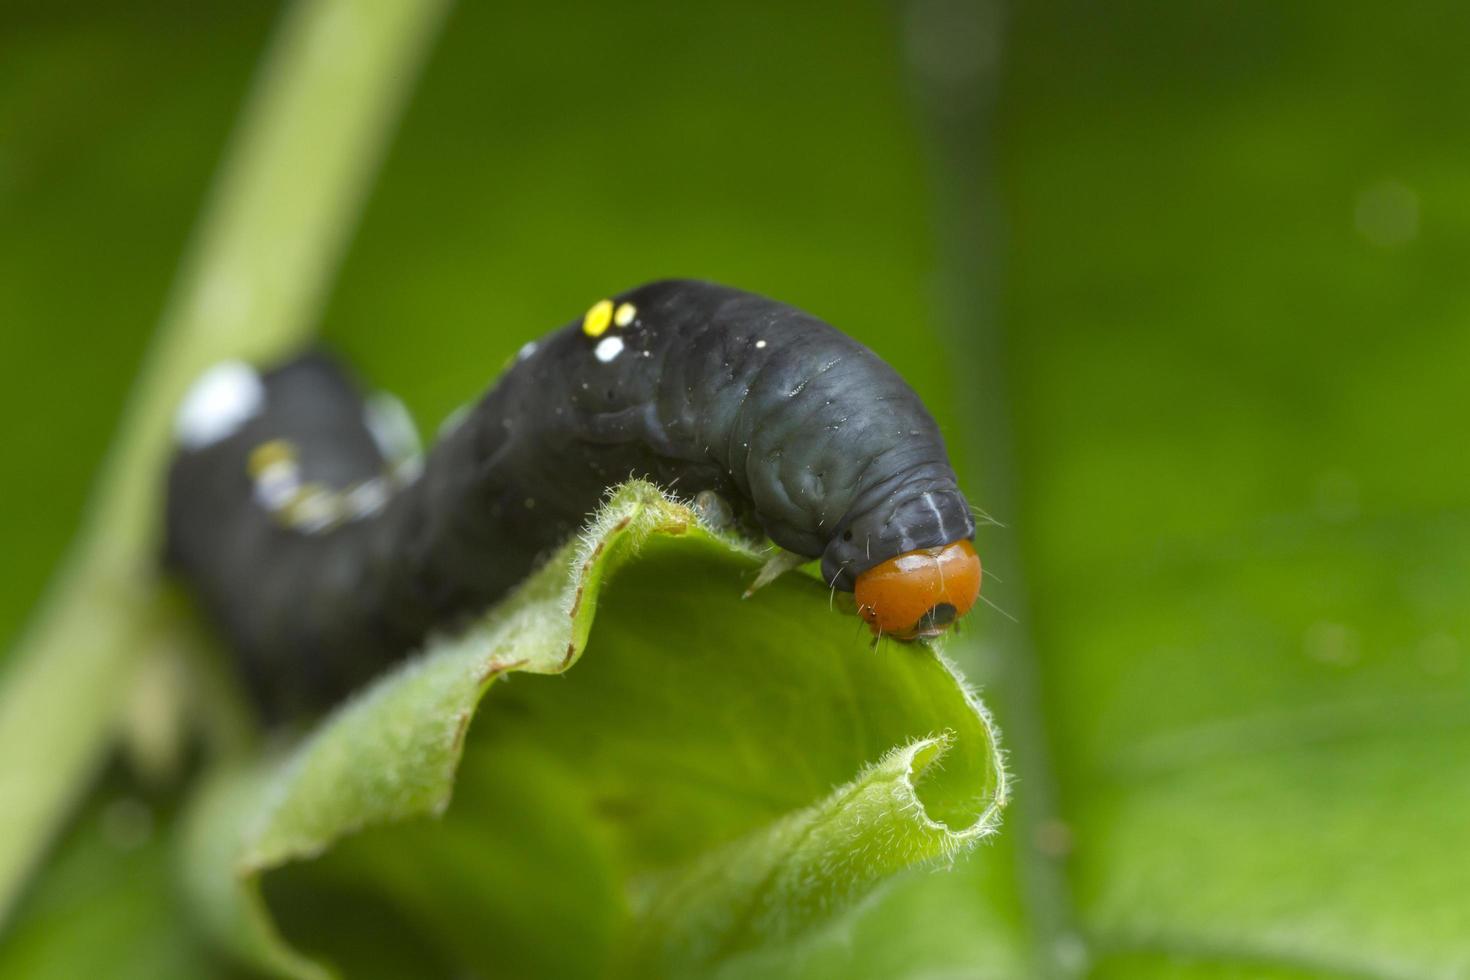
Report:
166,280,979,716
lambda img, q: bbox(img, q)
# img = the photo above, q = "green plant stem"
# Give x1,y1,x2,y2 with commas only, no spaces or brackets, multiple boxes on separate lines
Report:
905,0,1085,975
0,0,450,925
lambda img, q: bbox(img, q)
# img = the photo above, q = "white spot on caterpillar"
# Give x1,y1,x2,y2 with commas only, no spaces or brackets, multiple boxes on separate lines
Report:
613,302,636,327
393,454,424,486
364,392,421,463
253,460,300,511
594,336,625,363
516,340,538,361
175,361,264,449
345,478,390,519
755,339,767,349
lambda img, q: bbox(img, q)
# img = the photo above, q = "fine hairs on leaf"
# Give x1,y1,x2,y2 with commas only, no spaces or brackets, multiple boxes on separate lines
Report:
181,482,1007,979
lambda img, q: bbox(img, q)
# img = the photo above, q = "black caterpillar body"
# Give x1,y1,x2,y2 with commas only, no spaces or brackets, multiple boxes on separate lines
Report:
166,280,975,714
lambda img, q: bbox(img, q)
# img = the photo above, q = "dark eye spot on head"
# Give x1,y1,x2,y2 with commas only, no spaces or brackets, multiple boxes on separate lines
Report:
920,603,958,630
842,529,853,542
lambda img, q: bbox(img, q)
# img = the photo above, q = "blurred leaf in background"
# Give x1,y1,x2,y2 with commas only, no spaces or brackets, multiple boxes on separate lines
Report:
2,0,1469,978
0,3,276,652
986,2,1470,975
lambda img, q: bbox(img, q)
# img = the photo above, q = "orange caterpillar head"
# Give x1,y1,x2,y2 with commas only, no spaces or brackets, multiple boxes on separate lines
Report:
854,539,981,640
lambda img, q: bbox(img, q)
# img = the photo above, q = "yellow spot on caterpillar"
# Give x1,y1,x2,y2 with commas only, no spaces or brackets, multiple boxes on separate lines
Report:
614,302,636,327
247,439,296,478
582,299,614,337
285,482,342,533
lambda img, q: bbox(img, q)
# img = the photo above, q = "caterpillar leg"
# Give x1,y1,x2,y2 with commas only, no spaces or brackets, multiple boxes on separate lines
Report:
692,488,807,599
743,548,809,599
693,489,738,532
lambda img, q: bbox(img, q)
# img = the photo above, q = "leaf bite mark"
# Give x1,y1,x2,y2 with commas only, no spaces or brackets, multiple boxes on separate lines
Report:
450,656,533,766
182,481,1006,980
623,733,1005,974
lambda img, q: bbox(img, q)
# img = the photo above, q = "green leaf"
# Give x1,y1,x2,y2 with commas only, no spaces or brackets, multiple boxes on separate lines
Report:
899,3,1470,977
0,796,223,980
181,483,1006,978
22,2,1466,977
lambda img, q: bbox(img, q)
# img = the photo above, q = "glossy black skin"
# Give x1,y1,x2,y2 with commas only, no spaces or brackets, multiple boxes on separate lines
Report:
166,280,974,713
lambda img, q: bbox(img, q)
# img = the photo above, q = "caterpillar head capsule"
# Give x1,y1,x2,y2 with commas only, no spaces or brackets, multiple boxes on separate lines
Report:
854,539,981,640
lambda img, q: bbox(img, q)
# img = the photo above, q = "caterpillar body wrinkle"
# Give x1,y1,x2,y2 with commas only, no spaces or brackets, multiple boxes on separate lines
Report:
166,280,982,714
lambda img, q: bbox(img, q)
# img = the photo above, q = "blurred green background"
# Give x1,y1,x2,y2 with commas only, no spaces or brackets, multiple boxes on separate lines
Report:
2,1,1467,977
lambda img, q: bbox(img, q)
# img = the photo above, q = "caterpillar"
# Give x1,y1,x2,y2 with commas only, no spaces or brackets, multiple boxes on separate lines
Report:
165,280,982,714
